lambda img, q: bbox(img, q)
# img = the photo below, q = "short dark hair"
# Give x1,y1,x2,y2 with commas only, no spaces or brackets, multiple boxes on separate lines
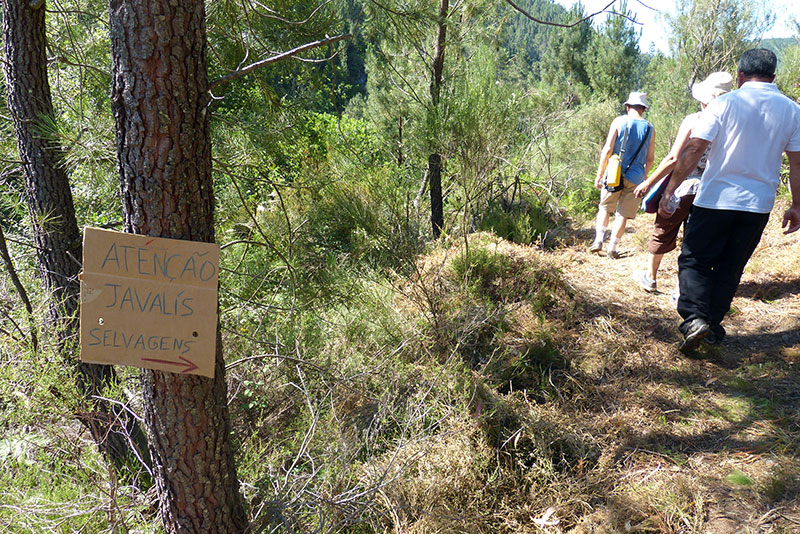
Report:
738,49,777,78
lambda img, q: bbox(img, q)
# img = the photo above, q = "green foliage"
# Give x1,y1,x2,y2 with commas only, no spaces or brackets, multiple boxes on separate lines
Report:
207,0,360,113
223,114,418,265
475,198,553,245
0,83,25,225
497,0,568,71
300,168,423,272
356,2,445,167
776,43,800,102
761,37,798,56
7,0,799,530
446,44,542,230
0,1,122,231
643,55,698,124
523,98,618,219
561,180,600,218
585,1,641,100
641,55,704,180
446,241,571,354
667,0,775,83
0,332,154,530
0,438,153,532
450,246,513,297
540,4,593,97
726,470,754,486
47,0,113,111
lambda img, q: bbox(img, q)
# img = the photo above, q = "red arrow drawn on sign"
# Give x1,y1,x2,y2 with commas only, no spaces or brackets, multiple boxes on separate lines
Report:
141,356,199,374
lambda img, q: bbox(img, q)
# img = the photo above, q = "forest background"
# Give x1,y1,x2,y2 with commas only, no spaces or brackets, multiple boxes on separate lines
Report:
0,0,799,532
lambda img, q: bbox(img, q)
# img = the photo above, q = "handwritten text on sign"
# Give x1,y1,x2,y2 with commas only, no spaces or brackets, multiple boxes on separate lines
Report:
79,227,219,377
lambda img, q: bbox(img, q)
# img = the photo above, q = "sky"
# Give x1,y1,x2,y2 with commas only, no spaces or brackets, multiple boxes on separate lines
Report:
552,0,799,54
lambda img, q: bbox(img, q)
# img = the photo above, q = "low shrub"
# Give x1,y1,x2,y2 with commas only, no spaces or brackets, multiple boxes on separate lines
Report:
475,198,555,245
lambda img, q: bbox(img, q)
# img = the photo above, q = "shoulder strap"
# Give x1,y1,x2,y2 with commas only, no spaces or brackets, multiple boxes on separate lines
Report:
623,123,651,174
618,118,631,157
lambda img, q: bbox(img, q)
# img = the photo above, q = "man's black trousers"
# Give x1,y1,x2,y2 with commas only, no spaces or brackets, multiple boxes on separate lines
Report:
676,206,770,337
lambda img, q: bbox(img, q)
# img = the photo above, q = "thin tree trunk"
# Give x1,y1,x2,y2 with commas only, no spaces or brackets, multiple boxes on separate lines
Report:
0,223,38,351
109,0,248,531
1,0,150,478
397,116,404,166
428,0,448,238
429,153,443,237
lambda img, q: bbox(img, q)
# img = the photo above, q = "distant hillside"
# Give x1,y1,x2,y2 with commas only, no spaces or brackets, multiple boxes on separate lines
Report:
760,37,798,56
498,0,569,67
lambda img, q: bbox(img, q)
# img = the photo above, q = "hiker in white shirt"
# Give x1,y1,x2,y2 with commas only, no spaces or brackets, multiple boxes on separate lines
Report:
659,49,800,355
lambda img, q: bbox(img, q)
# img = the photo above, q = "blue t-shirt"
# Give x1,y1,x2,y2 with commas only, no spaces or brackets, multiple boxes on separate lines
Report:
611,116,652,185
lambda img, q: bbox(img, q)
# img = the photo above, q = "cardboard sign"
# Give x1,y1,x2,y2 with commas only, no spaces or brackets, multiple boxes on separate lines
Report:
79,227,219,377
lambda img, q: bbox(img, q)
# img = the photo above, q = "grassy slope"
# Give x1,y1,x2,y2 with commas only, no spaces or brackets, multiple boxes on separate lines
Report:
1,196,799,533
360,197,800,533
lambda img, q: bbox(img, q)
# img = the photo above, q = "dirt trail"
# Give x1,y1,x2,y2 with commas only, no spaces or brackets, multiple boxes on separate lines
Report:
547,201,800,533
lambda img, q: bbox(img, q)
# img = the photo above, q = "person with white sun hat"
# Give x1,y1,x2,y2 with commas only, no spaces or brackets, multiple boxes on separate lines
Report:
659,49,800,354
590,91,656,258
631,71,734,296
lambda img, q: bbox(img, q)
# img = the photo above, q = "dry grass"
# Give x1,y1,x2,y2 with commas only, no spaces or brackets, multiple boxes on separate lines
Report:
366,199,800,533
546,198,800,533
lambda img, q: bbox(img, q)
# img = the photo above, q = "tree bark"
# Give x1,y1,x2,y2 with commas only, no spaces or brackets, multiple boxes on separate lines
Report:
108,0,248,531
1,0,150,477
428,0,448,238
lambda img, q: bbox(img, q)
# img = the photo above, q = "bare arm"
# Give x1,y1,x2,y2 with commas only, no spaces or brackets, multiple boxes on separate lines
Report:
643,127,656,176
594,123,619,190
634,117,692,197
657,137,710,217
782,150,800,234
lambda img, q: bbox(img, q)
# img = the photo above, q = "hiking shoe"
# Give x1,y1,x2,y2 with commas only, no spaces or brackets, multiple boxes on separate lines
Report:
705,324,726,346
607,249,621,259
704,331,721,345
589,240,603,252
633,270,657,292
679,318,710,355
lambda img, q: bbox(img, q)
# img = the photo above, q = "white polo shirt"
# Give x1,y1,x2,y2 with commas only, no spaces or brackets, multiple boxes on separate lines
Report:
691,81,800,214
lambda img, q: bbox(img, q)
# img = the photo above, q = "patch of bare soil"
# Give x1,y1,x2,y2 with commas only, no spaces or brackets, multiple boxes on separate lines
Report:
548,198,800,533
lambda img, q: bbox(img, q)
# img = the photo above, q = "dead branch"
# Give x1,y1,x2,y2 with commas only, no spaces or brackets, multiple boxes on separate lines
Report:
0,223,38,352
209,33,352,90
505,0,629,28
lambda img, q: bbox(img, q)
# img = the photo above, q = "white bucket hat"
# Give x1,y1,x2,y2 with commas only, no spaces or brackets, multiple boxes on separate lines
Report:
691,72,733,104
624,91,648,109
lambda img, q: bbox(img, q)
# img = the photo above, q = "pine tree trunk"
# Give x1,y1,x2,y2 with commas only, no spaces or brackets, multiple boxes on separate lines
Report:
1,0,150,477
108,0,248,531
428,153,443,237
428,0,448,238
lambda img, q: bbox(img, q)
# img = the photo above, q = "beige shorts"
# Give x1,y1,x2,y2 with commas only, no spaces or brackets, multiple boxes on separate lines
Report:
599,178,639,219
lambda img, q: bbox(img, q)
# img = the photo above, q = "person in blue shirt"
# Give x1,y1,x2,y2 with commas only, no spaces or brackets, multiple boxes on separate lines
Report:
590,92,656,258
